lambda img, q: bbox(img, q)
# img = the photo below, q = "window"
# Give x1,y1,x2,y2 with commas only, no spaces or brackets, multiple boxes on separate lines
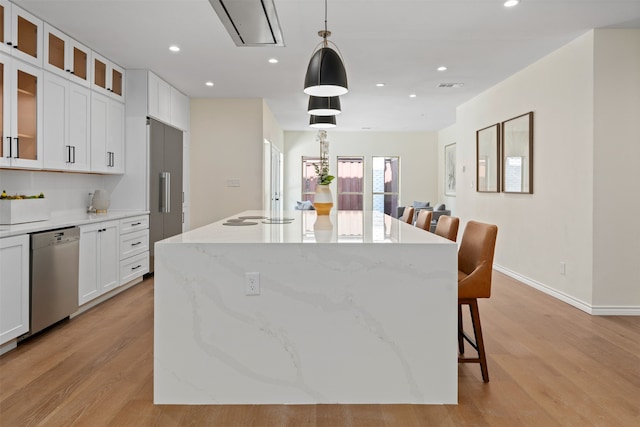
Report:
372,156,399,216
301,156,320,202
337,157,364,210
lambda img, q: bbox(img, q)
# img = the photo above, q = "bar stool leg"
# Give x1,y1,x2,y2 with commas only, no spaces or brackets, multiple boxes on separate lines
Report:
458,302,464,354
458,298,490,382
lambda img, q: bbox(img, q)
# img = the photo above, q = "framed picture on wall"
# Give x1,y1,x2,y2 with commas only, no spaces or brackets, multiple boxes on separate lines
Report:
476,123,500,192
444,143,456,196
502,112,533,194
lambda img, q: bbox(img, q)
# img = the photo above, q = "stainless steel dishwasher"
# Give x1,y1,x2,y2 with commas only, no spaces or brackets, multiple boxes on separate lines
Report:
30,227,80,335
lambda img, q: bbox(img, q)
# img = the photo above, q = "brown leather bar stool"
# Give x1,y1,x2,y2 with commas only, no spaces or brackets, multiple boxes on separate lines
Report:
457,220,498,382
414,210,432,231
400,206,415,224
434,215,460,242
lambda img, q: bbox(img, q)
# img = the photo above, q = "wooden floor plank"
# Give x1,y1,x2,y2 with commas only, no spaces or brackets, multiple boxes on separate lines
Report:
1,272,639,426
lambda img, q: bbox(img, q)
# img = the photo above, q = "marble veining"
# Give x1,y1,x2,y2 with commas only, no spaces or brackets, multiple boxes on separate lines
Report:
155,211,458,404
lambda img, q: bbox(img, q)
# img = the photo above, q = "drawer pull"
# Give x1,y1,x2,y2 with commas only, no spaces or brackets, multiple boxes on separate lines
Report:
131,241,142,246
131,265,142,271
131,222,142,226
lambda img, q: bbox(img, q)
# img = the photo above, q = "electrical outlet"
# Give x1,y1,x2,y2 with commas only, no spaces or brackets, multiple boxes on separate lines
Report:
245,272,260,295
560,262,566,275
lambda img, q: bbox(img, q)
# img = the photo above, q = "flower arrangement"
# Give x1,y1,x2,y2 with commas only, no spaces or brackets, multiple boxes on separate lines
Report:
314,130,334,185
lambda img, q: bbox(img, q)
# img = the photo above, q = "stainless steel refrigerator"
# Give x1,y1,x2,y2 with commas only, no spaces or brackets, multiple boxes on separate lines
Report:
148,118,183,272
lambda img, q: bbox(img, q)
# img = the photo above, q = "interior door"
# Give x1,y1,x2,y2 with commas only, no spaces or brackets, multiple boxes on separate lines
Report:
270,145,282,212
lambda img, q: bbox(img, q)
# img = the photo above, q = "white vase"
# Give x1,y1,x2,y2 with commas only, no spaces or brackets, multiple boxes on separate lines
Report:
314,184,333,215
92,190,111,213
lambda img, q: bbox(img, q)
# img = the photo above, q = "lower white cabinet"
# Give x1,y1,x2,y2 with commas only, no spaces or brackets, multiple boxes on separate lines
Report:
119,215,149,285
79,220,119,305
0,234,29,345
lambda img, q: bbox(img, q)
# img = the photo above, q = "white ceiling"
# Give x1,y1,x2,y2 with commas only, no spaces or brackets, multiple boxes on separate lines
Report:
14,0,640,132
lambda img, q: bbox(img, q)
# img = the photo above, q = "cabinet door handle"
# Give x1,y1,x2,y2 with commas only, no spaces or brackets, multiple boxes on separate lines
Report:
72,146,76,163
65,145,71,163
6,42,12,46
5,137,11,158
13,138,19,158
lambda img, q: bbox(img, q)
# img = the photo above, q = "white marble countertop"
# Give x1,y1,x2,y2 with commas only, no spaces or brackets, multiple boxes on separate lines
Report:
160,210,452,245
0,210,149,238
154,209,458,404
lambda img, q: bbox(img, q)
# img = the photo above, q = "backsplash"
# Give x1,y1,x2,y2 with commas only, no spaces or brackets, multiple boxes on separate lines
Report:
0,170,124,217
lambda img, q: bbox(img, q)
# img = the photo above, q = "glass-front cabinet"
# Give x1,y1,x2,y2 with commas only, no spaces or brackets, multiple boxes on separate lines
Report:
92,52,124,100
43,23,91,87
0,1,43,66
0,52,43,168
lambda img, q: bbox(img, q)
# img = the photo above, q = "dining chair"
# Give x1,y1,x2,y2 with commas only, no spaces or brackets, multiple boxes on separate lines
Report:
457,220,498,382
434,215,460,242
414,209,432,231
400,206,414,224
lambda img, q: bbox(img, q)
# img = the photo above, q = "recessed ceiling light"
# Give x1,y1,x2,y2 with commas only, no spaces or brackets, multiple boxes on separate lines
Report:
409,94,417,98
437,66,447,71
375,83,385,87
169,45,180,52
268,58,278,64
205,81,214,87
504,0,519,7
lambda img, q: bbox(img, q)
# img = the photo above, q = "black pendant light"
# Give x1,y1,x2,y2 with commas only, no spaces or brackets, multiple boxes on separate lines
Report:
309,115,336,129
308,96,341,116
304,0,348,97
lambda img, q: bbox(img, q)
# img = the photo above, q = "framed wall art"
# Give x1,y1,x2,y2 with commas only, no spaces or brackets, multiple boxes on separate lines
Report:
502,112,533,194
476,123,500,192
444,143,456,196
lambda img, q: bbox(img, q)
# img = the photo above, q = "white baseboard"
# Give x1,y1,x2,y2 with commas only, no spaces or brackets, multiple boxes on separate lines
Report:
493,264,640,316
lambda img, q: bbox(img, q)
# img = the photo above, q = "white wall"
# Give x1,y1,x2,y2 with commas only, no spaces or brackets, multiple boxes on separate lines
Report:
189,98,264,228
450,29,640,313
592,30,640,309
283,131,439,213
0,169,117,216
453,31,596,308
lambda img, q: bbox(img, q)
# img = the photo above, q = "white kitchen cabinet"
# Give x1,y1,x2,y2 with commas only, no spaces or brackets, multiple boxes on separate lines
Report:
43,23,91,87
91,91,124,174
0,234,29,346
91,51,124,100
0,1,43,66
0,52,43,169
79,220,119,305
119,214,149,285
146,70,189,131
43,71,91,171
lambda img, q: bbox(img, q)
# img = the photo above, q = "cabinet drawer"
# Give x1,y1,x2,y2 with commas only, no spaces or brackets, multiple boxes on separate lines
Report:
120,252,148,285
119,229,148,260
120,215,148,234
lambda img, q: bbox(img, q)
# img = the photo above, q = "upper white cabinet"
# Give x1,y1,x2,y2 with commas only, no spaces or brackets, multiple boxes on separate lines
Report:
91,91,124,174
43,23,91,87
0,1,43,66
92,51,124,101
0,234,29,346
43,71,91,171
0,52,43,169
146,71,189,131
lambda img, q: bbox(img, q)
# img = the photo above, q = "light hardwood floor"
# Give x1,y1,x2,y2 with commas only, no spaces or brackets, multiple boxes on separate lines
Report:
1,272,639,426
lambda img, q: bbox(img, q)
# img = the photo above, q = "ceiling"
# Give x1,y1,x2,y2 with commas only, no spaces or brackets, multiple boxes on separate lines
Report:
14,0,640,132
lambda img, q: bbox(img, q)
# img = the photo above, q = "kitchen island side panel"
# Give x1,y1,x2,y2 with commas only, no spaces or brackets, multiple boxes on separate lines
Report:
154,240,457,404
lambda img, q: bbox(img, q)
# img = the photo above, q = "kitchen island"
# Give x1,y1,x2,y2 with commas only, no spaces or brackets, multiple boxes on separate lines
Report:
154,210,458,404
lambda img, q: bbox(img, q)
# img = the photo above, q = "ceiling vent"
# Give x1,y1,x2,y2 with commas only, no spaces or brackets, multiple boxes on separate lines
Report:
437,83,464,88
209,0,285,47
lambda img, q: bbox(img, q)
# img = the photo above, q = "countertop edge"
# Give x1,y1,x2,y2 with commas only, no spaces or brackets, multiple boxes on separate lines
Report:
0,210,150,238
